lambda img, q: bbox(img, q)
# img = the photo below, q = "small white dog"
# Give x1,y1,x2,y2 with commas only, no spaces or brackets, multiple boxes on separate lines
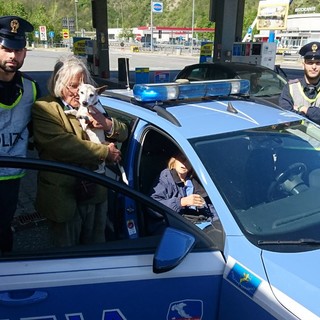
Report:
64,83,128,183
64,84,108,173
77,83,108,144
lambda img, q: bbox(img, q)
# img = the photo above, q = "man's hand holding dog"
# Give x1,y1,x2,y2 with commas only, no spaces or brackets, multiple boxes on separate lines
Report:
106,142,121,163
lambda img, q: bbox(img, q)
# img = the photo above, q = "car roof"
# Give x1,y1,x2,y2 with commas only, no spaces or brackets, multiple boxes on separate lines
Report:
162,99,301,139
103,80,302,140
182,62,271,73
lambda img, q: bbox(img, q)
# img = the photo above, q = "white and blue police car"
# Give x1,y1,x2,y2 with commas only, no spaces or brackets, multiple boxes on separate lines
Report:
1,79,320,319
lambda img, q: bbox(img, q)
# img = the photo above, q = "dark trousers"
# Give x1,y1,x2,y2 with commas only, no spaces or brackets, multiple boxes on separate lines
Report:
0,179,20,253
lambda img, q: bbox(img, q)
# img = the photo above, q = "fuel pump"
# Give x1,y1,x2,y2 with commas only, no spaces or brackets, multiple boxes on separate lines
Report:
85,40,99,76
232,41,277,69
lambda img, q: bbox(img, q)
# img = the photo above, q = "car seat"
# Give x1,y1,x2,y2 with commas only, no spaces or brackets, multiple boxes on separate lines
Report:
138,131,178,235
244,148,276,207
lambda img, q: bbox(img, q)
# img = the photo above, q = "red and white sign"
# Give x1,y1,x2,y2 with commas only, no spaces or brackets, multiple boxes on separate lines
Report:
39,26,47,41
62,29,69,40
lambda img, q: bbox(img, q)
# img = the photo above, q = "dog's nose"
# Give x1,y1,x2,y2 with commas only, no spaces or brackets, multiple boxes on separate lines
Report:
82,101,88,106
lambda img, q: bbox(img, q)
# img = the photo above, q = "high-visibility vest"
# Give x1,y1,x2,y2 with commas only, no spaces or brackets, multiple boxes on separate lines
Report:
289,80,320,108
0,76,37,180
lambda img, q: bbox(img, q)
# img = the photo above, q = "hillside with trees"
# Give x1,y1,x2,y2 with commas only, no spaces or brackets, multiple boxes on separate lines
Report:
0,0,319,43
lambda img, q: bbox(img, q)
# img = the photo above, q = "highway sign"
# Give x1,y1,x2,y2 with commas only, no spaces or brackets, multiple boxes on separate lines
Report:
152,2,163,13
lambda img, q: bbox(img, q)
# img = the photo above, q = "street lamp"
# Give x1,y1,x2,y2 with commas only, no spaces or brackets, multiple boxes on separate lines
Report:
191,0,195,55
74,0,79,34
151,0,154,51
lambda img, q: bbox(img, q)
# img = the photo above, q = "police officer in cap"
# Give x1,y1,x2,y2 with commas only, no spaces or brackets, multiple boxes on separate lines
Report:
279,42,320,123
0,16,40,254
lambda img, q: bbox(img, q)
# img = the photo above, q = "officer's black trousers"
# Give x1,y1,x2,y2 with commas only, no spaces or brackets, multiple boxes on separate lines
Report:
0,179,20,253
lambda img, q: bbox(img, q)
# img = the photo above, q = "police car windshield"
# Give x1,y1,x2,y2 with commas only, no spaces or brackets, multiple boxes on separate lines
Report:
237,69,287,97
191,120,320,252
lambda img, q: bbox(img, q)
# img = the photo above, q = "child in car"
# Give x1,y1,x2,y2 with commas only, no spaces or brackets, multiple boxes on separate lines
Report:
150,152,215,219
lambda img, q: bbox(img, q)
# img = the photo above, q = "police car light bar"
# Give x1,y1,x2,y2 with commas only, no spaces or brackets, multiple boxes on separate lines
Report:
133,79,250,102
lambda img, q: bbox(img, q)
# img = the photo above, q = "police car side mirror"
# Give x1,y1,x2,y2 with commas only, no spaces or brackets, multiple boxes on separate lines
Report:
153,227,195,274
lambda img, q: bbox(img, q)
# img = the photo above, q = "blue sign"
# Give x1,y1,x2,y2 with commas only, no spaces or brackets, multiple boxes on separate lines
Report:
154,71,170,83
152,2,163,13
135,67,150,84
49,31,55,38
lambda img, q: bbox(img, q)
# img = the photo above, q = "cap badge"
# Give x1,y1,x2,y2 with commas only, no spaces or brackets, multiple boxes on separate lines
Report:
311,43,318,53
10,19,19,33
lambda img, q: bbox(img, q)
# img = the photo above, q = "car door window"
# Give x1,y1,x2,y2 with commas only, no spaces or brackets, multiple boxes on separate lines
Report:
8,167,155,256
2,109,160,258
9,161,220,257
137,128,225,249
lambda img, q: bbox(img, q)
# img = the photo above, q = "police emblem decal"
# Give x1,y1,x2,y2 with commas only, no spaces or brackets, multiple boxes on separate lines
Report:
167,299,203,320
227,262,262,297
10,19,19,33
311,43,318,53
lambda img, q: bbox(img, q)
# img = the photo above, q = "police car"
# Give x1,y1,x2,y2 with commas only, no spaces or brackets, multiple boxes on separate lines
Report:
1,79,320,319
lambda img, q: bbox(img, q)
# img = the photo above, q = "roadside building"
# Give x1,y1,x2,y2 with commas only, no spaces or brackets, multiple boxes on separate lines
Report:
278,12,320,52
255,10,320,54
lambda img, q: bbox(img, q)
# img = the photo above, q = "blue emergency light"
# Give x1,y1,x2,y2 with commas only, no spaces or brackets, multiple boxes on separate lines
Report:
133,79,250,102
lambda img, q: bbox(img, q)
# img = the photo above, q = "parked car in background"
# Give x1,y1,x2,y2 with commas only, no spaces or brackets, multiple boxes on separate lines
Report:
141,42,158,50
175,62,288,105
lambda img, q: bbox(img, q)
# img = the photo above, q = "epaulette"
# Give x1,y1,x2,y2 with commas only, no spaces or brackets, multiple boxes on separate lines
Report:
288,79,300,84
19,71,37,84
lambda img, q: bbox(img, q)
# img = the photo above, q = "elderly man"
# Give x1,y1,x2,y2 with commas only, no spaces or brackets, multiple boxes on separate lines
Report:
0,16,40,253
279,42,320,123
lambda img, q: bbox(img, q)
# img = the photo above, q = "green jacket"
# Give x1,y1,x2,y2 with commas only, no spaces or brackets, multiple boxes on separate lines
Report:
32,96,128,223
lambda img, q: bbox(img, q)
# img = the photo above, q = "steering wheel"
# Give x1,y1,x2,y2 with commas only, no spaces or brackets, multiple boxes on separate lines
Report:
268,162,307,201
258,85,271,92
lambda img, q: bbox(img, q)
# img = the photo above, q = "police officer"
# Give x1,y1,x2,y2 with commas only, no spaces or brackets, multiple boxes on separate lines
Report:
279,42,320,124
0,16,40,253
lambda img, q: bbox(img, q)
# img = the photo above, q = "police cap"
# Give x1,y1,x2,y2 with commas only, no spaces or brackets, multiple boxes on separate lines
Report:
299,42,320,60
0,16,34,50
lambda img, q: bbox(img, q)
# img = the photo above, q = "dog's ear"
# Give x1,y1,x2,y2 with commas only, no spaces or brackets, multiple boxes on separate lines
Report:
97,85,108,95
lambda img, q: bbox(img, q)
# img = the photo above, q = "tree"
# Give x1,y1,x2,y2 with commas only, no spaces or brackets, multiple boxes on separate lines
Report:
118,28,134,41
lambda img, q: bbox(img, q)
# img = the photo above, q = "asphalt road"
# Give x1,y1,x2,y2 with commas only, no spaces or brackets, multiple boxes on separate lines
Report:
22,47,199,72
22,47,200,94
21,47,304,96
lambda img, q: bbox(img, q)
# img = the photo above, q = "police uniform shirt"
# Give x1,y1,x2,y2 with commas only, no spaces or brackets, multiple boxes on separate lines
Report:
279,41,320,111
0,71,24,106
280,77,320,106
300,77,320,100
